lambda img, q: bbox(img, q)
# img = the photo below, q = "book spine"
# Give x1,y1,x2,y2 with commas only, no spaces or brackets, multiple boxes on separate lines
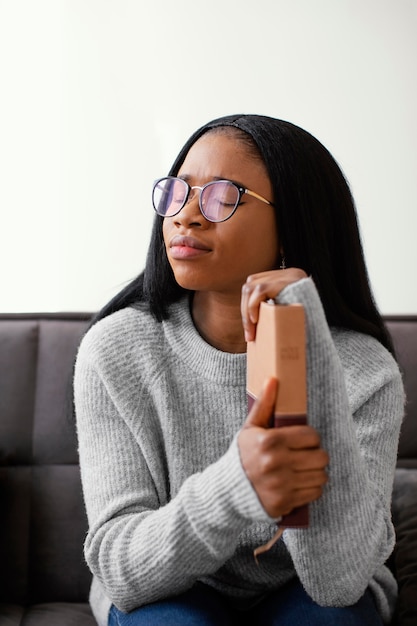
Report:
246,302,309,528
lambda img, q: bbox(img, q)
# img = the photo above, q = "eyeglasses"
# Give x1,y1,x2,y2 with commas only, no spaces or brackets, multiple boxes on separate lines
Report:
152,176,273,223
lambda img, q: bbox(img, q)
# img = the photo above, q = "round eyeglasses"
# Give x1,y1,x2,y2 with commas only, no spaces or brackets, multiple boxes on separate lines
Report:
152,176,273,223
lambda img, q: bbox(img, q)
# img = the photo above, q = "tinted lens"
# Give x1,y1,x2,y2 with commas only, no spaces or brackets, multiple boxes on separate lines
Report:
200,181,240,222
153,178,187,216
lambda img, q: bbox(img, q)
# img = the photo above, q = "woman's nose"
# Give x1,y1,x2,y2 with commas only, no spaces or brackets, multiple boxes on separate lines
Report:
174,190,206,226
187,186,201,205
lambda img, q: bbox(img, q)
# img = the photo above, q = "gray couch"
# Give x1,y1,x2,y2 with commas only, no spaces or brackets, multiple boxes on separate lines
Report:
0,312,416,625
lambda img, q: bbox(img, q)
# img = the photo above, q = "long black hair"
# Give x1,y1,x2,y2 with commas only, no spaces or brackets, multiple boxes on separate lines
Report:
92,114,394,354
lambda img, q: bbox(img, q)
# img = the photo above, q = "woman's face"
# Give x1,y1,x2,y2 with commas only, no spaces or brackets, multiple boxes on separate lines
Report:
162,131,279,299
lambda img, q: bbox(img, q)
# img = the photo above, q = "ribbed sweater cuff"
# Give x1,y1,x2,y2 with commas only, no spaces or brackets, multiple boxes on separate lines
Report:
185,434,274,529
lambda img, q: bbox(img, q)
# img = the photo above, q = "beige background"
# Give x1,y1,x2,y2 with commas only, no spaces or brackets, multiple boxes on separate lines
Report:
1,0,416,313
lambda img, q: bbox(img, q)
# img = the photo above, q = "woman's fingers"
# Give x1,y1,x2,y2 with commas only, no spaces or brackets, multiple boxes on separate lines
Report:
238,421,329,519
241,268,307,341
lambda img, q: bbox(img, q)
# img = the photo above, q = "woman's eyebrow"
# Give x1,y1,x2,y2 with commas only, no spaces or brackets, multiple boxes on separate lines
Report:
177,174,246,188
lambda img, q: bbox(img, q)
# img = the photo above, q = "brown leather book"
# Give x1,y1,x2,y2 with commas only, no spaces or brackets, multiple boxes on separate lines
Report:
247,301,308,528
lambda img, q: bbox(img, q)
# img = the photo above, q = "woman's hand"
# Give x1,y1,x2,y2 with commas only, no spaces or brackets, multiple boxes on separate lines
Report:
238,378,328,520
241,268,307,342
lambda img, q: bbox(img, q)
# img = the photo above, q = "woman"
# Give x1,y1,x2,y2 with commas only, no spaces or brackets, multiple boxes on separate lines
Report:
74,114,404,626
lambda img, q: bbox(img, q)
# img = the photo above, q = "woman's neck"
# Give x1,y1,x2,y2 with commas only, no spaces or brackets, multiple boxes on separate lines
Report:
191,291,247,354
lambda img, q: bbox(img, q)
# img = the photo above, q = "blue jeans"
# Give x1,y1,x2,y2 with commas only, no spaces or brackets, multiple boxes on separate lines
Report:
108,579,384,625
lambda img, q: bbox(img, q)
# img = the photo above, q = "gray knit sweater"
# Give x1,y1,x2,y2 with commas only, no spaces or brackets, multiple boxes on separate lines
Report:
74,278,404,626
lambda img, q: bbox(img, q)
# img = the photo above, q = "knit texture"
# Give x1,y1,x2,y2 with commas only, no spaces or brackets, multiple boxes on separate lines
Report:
74,278,404,625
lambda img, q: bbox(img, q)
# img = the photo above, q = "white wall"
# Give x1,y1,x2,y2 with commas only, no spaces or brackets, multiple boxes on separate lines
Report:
1,0,416,313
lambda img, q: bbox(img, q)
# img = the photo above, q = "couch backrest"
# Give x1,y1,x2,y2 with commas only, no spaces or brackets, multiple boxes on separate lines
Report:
385,316,417,469
0,313,416,605
0,313,92,605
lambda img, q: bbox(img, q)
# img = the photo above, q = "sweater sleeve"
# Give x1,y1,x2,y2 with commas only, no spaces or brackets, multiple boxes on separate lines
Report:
74,332,272,613
276,278,404,609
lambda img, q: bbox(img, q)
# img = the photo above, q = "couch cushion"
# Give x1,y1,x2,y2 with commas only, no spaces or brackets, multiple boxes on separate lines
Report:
0,315,92,606
391,469,417,626
0,603,95,626
385,317,417,468
32,319,90,465
0,321,38,465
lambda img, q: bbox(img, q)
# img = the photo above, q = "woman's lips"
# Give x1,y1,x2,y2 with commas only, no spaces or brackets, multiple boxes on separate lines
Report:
169,235,211,259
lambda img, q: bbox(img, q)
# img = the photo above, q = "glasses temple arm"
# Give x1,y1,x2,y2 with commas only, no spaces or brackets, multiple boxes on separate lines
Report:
244,189,273,206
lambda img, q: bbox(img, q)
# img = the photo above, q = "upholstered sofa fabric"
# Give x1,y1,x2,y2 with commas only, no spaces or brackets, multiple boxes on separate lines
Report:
0,314,93,625
0,313,416,625
0,603,96,626
385,316,417,626
385,317,417,469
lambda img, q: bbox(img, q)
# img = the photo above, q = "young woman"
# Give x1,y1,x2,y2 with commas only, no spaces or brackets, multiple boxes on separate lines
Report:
74,114,404,626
